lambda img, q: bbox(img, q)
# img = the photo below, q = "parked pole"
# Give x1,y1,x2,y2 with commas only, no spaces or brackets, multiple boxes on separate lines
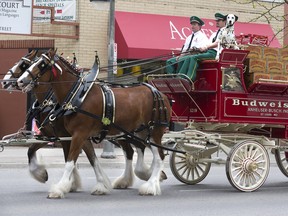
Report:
101,0,116,158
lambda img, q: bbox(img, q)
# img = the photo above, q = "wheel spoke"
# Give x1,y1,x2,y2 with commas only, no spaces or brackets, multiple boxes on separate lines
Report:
177,163,188,172
248,145,254,158
179,165,189,176
175,154,186,160
186,167,192,180
194,166,201,179
196,163,205,173
175,159,186,166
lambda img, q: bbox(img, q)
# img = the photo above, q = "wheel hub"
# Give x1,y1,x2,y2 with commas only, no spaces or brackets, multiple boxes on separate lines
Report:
187,154,197,168
244,159,258,173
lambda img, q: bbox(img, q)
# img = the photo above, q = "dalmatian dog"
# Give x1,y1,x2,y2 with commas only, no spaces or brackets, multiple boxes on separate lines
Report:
216,14,239,60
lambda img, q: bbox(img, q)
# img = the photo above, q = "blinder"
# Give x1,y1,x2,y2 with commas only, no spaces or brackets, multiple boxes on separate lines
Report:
28,54,60,84
18,57,31,72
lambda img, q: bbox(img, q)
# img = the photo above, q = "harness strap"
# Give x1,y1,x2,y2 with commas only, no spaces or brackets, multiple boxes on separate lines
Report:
74,107,185,154
142,83,169,126
25,88,56,127
93,85,116,143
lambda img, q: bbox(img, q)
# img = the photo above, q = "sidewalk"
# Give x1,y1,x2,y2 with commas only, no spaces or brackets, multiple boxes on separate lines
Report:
0,145,162,169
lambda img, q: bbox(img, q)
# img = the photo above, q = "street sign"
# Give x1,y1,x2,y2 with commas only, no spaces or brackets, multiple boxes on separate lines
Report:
0,0,33,34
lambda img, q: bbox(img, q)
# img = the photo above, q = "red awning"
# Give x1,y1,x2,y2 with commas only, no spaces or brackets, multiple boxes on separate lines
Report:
115,11,281,59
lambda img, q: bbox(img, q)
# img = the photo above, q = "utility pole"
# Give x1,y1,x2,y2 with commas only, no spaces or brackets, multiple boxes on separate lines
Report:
101,0,116,158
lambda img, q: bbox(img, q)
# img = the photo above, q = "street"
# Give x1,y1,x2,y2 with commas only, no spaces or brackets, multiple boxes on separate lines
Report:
1,147,288,216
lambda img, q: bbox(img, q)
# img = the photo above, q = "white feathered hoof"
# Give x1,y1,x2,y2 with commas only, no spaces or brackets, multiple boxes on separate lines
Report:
30,165,48,183
138,181,161,196
47,185,65,199
91,183,111,195
112,176,134,189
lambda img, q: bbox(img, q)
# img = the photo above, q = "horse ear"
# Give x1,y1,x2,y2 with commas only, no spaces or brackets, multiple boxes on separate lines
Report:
50,48,58,58
235,15,238,22
47,48,54,58
27,50,36,57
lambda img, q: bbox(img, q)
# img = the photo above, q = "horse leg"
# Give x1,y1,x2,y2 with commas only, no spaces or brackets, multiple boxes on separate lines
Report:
134,146,150,181
112,141,135,189
134,146,167,182
48,136,84,199
81,140,112,195
138,130,165,195
59,140,82,192
28,143,48,183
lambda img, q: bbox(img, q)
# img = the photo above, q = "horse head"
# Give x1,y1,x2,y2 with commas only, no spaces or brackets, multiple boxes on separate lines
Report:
2,50,39,90
17,49,63,93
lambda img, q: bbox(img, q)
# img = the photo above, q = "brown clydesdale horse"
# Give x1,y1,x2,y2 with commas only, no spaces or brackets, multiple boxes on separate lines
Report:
17,49,171,198
3,50,111,195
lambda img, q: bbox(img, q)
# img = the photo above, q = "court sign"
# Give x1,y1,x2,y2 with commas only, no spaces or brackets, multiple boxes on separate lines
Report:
0,0,33,34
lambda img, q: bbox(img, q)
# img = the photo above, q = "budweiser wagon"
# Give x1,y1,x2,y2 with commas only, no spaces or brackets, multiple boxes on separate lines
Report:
148,48,288,192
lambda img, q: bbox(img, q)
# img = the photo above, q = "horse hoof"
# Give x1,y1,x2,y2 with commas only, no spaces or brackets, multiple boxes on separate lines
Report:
48,185,65,199
113,183,129,189
47,192,64,199
138,182,161,196
30,167,48,183
160,171,167,182
91,183,111,195
112,176,133,189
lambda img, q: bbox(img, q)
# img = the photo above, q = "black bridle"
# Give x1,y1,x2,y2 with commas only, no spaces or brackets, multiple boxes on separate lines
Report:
25,54,58,85
9,57,32,78
26,53,81,86
5,57,34,90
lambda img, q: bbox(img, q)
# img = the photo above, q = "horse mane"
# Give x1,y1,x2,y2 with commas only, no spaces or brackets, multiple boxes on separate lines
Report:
58,55,81,74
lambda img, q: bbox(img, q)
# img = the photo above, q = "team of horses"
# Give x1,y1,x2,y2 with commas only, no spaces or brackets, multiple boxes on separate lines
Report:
2,49,171,198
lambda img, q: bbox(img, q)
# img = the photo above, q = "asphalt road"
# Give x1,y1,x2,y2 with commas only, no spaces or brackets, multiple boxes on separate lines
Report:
1,163,288,216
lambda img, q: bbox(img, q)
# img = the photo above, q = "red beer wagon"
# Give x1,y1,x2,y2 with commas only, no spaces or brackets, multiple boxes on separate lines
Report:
148,48,288,192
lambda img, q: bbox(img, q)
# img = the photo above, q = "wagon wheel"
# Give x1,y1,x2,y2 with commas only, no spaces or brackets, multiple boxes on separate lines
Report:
274,148,288,177
169,144,211,185
226,140,270,192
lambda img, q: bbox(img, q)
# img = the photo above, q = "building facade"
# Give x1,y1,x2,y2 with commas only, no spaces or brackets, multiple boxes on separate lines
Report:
0,0,285,69
0,0,285,137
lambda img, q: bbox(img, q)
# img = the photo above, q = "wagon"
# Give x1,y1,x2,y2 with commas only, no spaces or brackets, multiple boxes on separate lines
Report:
148,49,288,192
